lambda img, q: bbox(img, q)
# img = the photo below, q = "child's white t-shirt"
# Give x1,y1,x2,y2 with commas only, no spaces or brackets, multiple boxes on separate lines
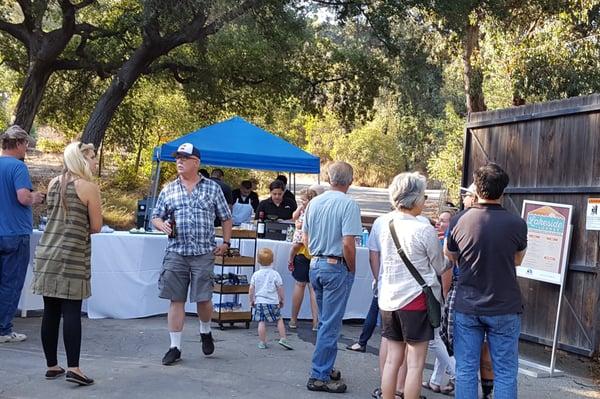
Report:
250,267,283,305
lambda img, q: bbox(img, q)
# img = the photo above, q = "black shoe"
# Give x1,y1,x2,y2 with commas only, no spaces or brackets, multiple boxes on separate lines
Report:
307,378,347,393
162,347,181,365
330,368,341,381
200,332,214,355
65,371,94,386
45,367,65,379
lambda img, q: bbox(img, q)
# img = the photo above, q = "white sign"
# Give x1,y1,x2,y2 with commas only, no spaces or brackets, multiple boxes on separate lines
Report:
585,198,600,230
517,200,572,285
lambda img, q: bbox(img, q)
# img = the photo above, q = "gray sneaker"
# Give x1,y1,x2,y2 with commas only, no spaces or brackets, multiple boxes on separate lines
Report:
0,332,27,343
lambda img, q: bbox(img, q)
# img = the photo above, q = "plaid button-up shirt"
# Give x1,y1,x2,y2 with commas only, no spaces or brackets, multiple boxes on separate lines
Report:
152,176,232,256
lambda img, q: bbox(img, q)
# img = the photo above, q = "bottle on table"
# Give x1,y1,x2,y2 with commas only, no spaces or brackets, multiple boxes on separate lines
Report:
167,208,177,239
257,211,266,238
361,227,369,247
39,216,47,231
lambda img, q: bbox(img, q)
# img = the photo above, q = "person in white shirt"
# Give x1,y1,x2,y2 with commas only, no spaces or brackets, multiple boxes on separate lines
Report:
378,172,446,399
249,248,293,350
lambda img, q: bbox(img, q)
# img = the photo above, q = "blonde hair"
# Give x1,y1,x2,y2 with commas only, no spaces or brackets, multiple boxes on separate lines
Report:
298,187,317,202
257,248,274,266
60,141,95,212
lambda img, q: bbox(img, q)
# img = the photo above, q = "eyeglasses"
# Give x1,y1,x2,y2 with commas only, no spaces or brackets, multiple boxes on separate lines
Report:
175,155,193,161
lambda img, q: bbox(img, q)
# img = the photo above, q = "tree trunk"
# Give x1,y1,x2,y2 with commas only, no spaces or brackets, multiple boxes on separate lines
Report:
463,18,486,114
13,62,53,133
134,128,145,174
80,45,158,148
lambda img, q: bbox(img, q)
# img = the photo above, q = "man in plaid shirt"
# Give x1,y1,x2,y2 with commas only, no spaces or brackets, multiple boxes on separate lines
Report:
152,143,232,366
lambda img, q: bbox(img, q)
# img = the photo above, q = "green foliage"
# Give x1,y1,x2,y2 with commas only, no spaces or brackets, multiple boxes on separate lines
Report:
36,137,66,153
427,104,465,203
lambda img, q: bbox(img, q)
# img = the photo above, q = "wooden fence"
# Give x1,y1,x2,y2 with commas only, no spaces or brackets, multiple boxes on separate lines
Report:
463,94,600,356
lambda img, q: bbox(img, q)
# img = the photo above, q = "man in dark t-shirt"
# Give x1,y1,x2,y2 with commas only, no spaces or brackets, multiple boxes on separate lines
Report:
210,169,233,227
445,163,527,399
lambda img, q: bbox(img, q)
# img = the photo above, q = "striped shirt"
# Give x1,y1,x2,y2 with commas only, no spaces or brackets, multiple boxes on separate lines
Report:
152,176,231,256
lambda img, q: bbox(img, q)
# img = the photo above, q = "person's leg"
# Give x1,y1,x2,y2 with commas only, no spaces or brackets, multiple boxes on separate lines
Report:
309,261,352,381
290,281,306,326
308,283,319,329
379,336,388,377
480,340,495,397
381,339,406,399
62,299,84,372
190,253,216,355
358,295,379,347
196,300,213,330
454,311,485,399
0,235,30,338
396,349,408,394
483,314,520,399
277,318,287,339
428,328,455,386
41,296,62,369
404,340,429,399
258,321,267,343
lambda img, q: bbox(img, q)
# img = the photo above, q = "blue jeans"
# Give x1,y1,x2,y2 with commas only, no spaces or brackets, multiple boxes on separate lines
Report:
454,312,521,399
0,235,30,335
309,259,354,381
358,294,379,347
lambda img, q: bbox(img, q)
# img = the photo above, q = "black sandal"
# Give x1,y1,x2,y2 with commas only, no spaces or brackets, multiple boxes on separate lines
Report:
45,367,65,379
65,370,94,386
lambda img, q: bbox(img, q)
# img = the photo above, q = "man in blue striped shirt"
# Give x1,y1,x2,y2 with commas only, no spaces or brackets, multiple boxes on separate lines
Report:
152,143,232,365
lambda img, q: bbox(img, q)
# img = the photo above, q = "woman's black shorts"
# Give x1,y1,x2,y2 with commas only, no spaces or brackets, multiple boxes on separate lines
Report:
380,309,433,343
291,254,310,283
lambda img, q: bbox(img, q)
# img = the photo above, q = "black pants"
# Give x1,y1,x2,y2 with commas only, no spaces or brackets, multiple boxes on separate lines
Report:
41,296,82,368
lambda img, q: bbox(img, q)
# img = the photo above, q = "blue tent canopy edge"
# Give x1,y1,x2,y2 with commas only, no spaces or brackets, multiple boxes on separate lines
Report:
152,116,320,174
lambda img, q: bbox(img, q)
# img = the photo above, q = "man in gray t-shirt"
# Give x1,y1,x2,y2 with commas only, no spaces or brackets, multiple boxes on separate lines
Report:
445,163,527,399
303,161,362,393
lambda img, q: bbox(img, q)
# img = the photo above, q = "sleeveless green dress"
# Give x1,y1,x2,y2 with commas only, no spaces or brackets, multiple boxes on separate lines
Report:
32,179,92,300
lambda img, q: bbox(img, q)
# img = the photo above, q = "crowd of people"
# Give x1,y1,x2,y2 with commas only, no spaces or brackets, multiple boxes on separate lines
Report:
1,126,527,398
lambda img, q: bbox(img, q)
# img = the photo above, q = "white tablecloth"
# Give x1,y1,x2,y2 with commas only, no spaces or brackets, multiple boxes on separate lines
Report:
20,232,373,320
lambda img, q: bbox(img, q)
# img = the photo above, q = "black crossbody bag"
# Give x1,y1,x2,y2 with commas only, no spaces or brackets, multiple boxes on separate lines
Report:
388,220,441,328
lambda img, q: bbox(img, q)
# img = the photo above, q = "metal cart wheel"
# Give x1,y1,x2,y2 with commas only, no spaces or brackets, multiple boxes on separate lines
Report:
219,323,225,330
245,322,250,329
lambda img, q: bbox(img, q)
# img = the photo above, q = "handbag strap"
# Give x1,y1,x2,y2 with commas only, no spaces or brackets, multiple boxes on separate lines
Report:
388,219,428,289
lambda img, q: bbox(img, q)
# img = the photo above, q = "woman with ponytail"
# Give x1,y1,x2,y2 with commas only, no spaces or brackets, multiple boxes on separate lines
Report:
32,141,102,386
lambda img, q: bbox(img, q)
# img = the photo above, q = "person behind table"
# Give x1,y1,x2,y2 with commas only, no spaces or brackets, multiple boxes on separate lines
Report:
287,188,319,332
32,141,102,386
0,125,45,344
255,179,295,220
249,248,293,350
232,180,259,220
378,172,446,399
303,161,362,394
210,168,233,227
445,164,527,399
275,174,298,211
152,143,232,366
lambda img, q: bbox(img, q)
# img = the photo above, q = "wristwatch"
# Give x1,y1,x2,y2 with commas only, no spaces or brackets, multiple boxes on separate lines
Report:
222,241,231,247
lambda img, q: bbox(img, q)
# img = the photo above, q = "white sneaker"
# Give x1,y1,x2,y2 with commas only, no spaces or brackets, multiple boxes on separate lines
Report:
0,332,27,343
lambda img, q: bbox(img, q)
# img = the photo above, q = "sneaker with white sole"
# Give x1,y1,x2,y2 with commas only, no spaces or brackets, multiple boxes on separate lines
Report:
0,332,27,343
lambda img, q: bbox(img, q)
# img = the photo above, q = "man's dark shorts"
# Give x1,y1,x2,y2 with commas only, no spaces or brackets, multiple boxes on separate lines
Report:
158,252,215,302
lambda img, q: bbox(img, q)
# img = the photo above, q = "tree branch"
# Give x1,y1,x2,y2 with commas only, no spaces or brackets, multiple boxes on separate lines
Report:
146,62,199,83
73,0,95,10
202,0,262,38
0,20,31,46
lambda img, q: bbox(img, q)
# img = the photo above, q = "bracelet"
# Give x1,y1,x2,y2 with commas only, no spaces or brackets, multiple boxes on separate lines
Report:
222,241,231,247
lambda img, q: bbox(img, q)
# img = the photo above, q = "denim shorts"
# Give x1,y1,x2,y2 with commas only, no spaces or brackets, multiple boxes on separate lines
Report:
158,252,215,302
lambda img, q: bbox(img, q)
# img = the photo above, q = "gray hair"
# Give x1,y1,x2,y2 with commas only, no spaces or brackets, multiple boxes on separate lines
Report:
327,161,353,186
389,172,427,210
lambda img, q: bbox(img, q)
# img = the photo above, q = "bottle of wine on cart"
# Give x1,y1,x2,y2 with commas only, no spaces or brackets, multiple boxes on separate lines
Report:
168,208,177,239
257,211,266,238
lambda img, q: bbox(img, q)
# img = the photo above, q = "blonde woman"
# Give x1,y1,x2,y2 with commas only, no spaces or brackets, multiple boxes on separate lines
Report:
32,142,102,386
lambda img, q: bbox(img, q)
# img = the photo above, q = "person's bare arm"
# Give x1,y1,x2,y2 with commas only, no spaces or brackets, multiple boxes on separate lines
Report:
515,249,527,266
77,180,102,233
249,285,255,307
369,250,380,281
342,235,357,273
441,268,453,298
16,188,45,206
277,285,285,308
214,218,233,255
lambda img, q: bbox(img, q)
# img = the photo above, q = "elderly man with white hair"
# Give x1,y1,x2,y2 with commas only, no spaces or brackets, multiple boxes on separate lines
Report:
303,161,362,393
378,172,446,399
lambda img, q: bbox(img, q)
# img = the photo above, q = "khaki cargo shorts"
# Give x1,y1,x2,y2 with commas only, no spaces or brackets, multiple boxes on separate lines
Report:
158,251,215,303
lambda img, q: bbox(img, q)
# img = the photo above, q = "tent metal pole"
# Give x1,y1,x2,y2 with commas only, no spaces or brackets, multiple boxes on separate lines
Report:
146,160,162,229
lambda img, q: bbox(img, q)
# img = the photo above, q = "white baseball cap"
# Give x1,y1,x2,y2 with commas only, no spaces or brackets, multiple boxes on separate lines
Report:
172,143,200,159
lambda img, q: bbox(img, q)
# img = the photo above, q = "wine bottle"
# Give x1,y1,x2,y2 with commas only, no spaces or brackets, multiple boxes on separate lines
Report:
257,211,266,238
168,208,177,239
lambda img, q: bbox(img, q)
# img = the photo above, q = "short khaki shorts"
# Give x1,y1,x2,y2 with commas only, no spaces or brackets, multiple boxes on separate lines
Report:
158,252,215,303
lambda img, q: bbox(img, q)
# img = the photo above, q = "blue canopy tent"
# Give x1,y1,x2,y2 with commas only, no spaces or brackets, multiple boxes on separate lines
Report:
152,116,320,172
143,116,320,228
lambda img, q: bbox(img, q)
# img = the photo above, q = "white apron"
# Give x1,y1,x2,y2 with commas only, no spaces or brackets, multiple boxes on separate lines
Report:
232,198,253,225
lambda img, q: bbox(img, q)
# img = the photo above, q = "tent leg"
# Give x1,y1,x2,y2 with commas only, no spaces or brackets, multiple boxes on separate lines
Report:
146,161,162,229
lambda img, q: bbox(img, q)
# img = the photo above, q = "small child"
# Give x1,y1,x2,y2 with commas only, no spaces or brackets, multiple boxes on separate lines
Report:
250,248,293,350
287,188,318,270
